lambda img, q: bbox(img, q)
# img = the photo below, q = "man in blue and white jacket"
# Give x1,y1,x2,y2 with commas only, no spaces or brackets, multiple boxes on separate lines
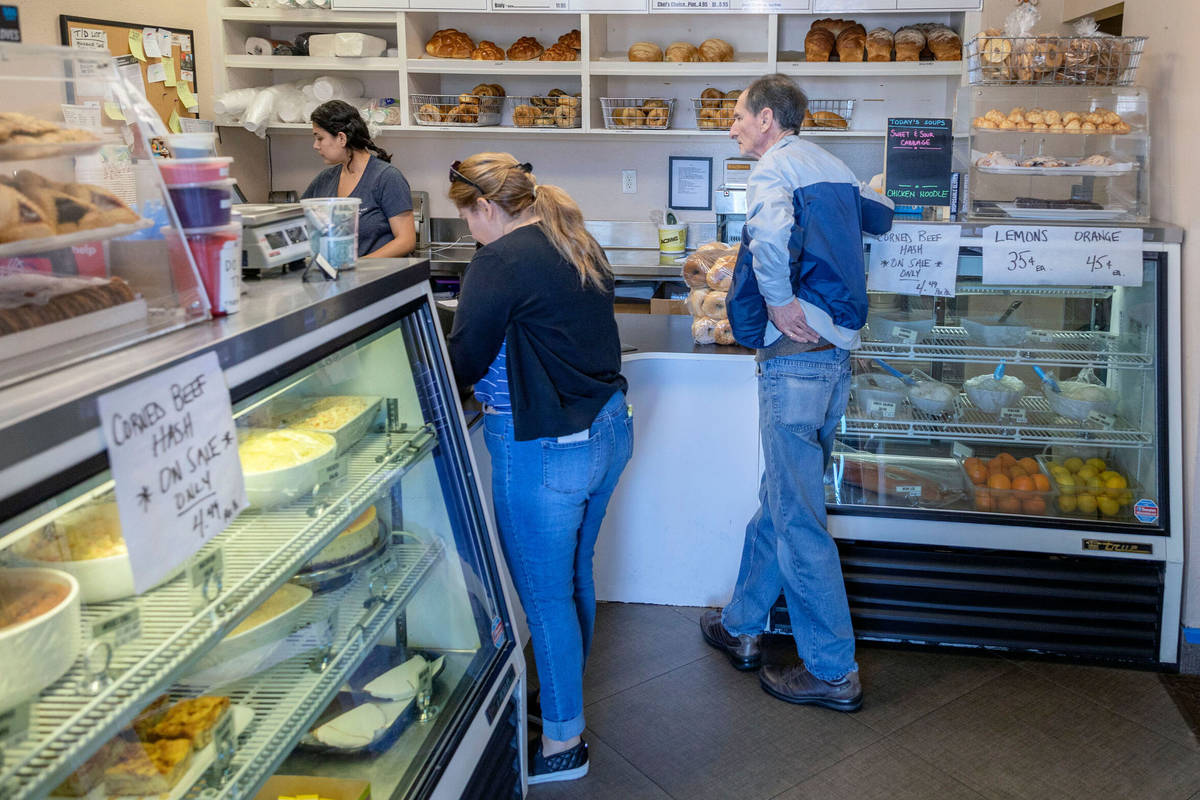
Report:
700,74,894,712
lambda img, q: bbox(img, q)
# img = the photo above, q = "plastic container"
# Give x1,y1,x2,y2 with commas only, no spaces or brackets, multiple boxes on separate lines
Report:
157,157,234,185
964,374,1026,414
958,458,1057,516
164,222,243,316
867,311,937,343
0,567,81,712
167,178,235,228
852,373,908,418
301,197,361,270
1042,380,1118,421
908,378,958,416
163,132,219,158
961,317,1032,346
658,224,687,256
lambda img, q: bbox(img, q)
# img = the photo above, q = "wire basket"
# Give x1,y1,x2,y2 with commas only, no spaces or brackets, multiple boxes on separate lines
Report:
410,93,501,127
508,95,582,129
691,98,734,130
600,98,675,130
966,34,1146,86
802,99,855,130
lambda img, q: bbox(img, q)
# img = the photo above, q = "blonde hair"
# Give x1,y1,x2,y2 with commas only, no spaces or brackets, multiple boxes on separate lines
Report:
448,152,612,292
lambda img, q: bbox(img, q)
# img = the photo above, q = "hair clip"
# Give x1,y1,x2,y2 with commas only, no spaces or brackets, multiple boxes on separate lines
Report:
518,162,533,173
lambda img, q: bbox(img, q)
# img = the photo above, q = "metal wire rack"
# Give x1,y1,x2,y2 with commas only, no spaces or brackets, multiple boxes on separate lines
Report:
508,95,581,129
966,34,1146,86
410,94,501,127
600,98,675,130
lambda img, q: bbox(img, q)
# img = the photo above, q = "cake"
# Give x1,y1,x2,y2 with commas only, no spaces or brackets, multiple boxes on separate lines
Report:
103,737,194,796
302,506,380,572
287,396,371,432
18,501,126,562
146,696,231,749
237,428,336,474
227,583,310,637
0,570,70,630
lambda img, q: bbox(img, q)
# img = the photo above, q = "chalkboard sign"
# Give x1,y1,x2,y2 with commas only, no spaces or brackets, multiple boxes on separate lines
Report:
885,118,953,207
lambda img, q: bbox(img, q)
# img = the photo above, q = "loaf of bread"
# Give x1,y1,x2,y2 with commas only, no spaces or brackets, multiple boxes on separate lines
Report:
926,27,961,61
506,36,544,61
805,27,835,62
665,42,700,62
540,42,578,61
558,29,581,50
894,27,925,61
866,28,893,61
471,41,504,60
811,18,855,38
628,42,663,62
698,38,734,62
425,29,475,59
836,26,867,62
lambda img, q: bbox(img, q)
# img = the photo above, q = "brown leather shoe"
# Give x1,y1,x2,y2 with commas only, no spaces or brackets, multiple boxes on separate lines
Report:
759,663,862,712
700,609,761,671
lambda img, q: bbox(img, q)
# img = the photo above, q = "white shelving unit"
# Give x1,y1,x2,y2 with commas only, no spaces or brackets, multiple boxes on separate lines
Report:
210,0,980,137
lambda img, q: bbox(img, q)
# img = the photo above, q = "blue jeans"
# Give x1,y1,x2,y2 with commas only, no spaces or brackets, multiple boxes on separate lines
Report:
483,390,633,741
722,349,858,682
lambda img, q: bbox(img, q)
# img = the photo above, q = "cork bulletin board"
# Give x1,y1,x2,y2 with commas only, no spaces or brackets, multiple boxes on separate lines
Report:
59,15,200,131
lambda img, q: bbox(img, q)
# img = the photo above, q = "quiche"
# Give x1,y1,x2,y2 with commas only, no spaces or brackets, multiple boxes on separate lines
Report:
103,737,194,796
147,696,231,748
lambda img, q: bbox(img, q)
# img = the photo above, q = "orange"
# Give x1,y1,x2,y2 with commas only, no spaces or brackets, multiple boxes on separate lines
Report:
987,473,1012,490
998,452,1017,467
974,490,993,511
1008,465,1028,479
997,496,1022,514
963,456,981,472
1022,496,1047,515
1033,474,1051,492
987,457,1005,473
1011,475,1034,493
966,463,987,485
1017,457,1039,475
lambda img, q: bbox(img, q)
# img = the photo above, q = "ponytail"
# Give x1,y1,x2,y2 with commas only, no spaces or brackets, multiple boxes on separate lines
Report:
311,100,391,162
448,152,611,291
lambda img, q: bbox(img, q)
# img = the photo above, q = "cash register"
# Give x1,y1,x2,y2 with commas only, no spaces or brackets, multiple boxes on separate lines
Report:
235,203,311,275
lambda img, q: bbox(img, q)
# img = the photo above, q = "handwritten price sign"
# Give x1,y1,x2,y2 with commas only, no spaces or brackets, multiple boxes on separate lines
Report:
98,351,246,593
982,226,1143,287
867,223,961,297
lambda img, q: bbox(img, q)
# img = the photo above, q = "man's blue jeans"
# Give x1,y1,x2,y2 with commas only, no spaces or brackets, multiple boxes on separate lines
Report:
722,348,858,682
483,390,633,741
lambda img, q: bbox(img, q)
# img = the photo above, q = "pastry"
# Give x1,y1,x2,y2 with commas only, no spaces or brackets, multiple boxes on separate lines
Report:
533,117,555,127
554,106,578,128
700,87,724,109
866,28,893,61
706,255,735,291
1084,111,1103,125
972,116,996,129
722,89,741,110
835,26,866,62
665,42,700,62
1114,120,1131,134
1044,109,1062,125
557,94,581,108
471,40,504,60
1033,34,1064,71
60,182,138,226
558,29,581,50
512,104,539,128
628,42,663,62
1062,111,1081,124
894,27,925,61
927,27,961,61
147,697,231,748
698,38,734,62
0,183,54,242
1007,107,1026,123
613,107,645,127
698,107,725,130
978,28,1012,64
811,110,847,129
1081,121,1097,132
641,98,667,110
700,290,727,320
974,151,1016,168
1049,122,1065,133
714,319,735,346
691,316,718,345
685,288,709,316
228,583,311,635
424,28,474,59
683,252,715,288
103,738,194,796
645,107,669,128
506,36,544,61
447,104,478,124
1024,109,1044,125
416,103,441,123
457,93,480,106
0,112,58,137
17,183,104,235
0,274,137,335
805,27,835,62
540,42,578,61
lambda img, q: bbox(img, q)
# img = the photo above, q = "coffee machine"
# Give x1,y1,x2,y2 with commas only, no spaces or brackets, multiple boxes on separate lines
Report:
715,156,755,244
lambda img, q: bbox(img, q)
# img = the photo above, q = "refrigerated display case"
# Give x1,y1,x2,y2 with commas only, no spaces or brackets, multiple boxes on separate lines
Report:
768,224,1183,665
0,260,527,800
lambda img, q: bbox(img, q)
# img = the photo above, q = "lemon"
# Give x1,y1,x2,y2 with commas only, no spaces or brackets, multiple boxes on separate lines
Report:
1057,474,1077,495
1100,470,1121,482
1104,474,1128,498
1046,460,1063,471
1064,457,1084,472
1086,458,1107,472
1098,496,1121,517
1119,490,1134,506
1085,476,1104,496
1077,466,1098,481
1057,495,1078,513
1076,494,1098,515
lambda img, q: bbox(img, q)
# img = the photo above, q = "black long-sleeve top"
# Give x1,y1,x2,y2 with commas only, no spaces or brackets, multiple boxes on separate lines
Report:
447,225,627,441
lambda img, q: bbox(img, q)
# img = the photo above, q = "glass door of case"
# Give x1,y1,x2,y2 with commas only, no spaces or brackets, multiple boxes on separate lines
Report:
0,302,512,800
830,251,1165,533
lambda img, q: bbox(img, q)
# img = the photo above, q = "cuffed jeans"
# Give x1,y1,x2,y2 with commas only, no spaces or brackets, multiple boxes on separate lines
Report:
483,390,633,741
722,348,858,682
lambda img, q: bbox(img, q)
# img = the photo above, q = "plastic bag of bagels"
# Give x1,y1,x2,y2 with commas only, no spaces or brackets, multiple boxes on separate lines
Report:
681,241,734,289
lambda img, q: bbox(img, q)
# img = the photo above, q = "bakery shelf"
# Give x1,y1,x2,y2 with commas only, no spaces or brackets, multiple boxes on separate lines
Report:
777,60,965,77
405,58,581,75
589,56,771,76
855,327,1153,371
218,7,401,25
842,393,1153,449
931,284,1117,300
223,55,402,71
0,219,153,259
0,426,439,800
192,536,444,799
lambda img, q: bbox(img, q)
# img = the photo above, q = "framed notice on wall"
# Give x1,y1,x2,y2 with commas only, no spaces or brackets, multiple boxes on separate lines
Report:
668,156,713,211
60,15,199,132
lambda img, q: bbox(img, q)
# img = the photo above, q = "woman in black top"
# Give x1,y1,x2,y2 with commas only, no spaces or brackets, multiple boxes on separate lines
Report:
448,153,632,785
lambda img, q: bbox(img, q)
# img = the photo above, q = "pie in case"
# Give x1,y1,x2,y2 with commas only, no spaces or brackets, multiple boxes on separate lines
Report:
146,696,232,749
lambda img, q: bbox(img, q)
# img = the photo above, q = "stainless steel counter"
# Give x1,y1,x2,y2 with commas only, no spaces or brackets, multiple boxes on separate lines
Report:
0,257,431,470
618,313,752,357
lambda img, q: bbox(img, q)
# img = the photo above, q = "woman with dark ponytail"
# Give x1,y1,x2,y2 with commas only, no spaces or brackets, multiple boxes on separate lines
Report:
302,100,415,258
446,152,632,785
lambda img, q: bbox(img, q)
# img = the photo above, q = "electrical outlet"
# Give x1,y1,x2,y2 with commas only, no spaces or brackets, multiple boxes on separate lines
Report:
622,170,637,193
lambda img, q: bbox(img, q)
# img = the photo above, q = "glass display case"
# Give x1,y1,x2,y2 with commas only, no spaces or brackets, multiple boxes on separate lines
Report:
0,263,525,800
0,44,212,390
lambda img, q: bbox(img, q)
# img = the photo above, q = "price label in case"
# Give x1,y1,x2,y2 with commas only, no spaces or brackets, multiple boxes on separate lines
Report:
1000,406,1028,424
982,226,1144,287
0,703,30,748
896,485,923,498
321,457,348,487
868,400,897,418
893,327,919,344
367,554,396,587
1087,410,1117,428
92,607,142,650
952,441,974,460
188,548,224,611
213,709,236,760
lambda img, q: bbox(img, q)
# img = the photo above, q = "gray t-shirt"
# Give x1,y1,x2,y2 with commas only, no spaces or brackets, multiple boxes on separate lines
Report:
302,155,412,257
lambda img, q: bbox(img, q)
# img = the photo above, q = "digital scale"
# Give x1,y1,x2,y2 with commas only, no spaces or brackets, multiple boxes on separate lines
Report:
234,203,311,274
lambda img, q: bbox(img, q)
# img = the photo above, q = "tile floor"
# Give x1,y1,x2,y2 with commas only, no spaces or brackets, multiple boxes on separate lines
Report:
526,602,1200,800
